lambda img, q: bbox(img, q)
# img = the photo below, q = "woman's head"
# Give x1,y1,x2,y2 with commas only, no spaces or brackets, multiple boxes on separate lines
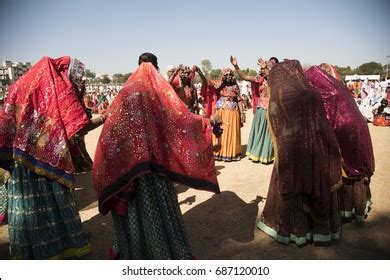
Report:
179,65,193,83
138,52,159,70
221,68,236,83
68,58,86,99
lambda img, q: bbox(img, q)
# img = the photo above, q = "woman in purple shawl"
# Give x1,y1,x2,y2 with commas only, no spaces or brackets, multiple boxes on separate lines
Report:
305,65,375,223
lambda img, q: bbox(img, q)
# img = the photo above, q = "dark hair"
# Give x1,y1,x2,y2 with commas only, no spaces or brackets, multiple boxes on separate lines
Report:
138,52,159,69
269,57,279,64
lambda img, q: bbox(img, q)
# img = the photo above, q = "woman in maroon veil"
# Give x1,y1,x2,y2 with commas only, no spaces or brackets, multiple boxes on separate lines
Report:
306,64,375,223
257,60,342,245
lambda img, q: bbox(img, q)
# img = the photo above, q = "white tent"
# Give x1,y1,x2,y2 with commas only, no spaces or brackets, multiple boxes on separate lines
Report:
345,74,380,81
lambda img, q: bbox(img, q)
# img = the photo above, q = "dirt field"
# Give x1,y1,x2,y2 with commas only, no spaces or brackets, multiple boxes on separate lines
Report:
1,112,389,259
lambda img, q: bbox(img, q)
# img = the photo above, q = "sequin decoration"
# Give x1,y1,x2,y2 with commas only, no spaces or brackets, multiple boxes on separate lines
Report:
93,63,220,215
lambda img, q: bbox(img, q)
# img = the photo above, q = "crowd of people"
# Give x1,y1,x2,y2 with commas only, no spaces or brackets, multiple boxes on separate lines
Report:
0,51,382,259
346,78,390,124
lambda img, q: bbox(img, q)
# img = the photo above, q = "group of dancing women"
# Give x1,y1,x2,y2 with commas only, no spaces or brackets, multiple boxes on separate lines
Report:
0,51,374,259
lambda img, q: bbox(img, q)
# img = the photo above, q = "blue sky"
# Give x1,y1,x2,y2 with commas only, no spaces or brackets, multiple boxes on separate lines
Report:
0,0,389,75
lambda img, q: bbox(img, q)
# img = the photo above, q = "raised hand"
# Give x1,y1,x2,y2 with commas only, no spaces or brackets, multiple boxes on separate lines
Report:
230,56,238,67
257,58,267,69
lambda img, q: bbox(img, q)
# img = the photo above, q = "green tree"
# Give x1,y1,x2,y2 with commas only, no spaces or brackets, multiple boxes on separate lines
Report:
85,69,96,79
201,59,212,78
335,65,355,80
358,62,384,76
112,73,124,84
100,74,111,84
122,72,132,83
210,69,222,80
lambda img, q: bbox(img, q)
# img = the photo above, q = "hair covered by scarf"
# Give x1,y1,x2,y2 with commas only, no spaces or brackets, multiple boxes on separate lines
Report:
305,66,374,179
319,63,340,80
0,56,89,187
93,62,219,215
268,60,342,221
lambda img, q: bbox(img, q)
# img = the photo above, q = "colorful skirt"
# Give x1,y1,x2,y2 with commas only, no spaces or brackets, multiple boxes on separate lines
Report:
338,179,372,223
0,183,7,224
111,173,192,259
257,172,341,246
246,107,274,163
212,108,242,161
0,168,10,224
7,162,91,259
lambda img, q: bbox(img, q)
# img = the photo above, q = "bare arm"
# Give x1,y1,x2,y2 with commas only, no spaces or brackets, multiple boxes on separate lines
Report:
193,65,208,86
230,56,256,82
77,115,106,136
168,66,181,85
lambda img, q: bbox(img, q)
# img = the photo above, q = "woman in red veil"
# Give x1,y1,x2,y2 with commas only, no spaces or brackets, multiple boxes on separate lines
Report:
0,56,105,259
93,53,220,259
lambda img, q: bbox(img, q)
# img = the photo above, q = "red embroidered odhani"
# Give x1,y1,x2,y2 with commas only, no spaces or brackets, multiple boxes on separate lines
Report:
93,62,219,215
0,56,89,188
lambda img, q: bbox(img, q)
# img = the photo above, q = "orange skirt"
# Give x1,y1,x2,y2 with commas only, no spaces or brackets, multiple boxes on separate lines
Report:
212,109,241,161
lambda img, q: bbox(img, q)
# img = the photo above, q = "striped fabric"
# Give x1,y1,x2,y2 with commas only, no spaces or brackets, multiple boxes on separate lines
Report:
7,163,91,259
111,173,192,259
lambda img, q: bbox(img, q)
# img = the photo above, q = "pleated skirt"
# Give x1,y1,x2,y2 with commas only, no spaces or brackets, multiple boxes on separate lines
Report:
212,108,242,161
111,173,192,259
7,162,91,259
246,107,274,164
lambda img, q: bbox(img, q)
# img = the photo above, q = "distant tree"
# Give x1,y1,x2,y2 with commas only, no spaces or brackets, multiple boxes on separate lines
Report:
357,62,384,77
201,59,212,78
85,69,96,79
335,65,355,80
122,72,132,83
210,69,222,80
100,74,111,84
112,73,124,84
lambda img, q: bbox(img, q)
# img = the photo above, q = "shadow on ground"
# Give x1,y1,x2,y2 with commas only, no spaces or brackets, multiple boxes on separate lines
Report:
183,191,263,259
74,172,99,211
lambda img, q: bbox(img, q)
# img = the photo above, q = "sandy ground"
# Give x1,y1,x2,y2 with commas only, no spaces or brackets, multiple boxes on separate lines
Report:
1,111,390,259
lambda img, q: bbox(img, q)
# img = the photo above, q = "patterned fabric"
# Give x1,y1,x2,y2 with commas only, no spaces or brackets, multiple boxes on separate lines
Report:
0,168,10,224
93,62,219,215
111,173,192,259
319,63,341,80
0,183,7,224
246,107,274,163
172,85,198,114
202,82,242,162
212,109,241,161
258,60,343,245
305,66,375,179
338,180,372,223
0,56,89,188
200,84,218,118
68,58,85,89
7,163,91,259
250,76,270,111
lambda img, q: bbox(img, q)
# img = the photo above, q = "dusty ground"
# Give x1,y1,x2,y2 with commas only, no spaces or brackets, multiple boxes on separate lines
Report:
1,112,390,259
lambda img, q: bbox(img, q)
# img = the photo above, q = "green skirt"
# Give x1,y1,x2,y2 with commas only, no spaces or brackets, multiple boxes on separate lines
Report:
246,107,274,163
111,173,192,259
7,162,91,259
